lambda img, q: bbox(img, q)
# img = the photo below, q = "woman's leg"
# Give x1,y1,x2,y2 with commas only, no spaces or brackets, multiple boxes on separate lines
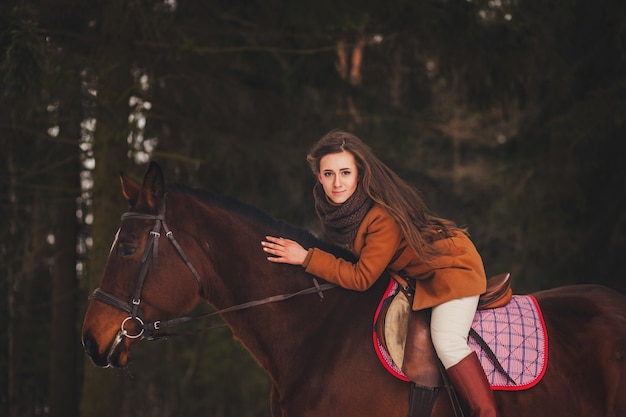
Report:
431,296,499,417
430,295,478,369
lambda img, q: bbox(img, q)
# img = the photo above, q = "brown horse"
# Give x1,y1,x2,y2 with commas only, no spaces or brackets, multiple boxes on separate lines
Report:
82,161,626,417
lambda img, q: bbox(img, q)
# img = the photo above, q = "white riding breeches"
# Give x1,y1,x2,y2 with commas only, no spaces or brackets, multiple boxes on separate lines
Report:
430,295,480,369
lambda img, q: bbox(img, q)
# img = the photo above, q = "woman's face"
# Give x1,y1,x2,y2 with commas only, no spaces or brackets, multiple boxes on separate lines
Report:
318,151,359,204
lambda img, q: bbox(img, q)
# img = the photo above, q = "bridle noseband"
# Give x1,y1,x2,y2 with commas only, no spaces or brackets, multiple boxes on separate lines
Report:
91,196,336,341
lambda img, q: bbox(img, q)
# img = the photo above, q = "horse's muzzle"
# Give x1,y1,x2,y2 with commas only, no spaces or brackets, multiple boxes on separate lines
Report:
83,330,130,368
82,332,110,367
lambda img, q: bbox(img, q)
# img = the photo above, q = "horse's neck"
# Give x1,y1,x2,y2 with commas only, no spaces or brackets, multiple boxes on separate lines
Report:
208,272,352,379
207,251,387,386
174,191,380,383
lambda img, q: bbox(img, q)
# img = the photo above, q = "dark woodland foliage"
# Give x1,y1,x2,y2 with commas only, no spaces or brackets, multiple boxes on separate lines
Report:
1,0,625,416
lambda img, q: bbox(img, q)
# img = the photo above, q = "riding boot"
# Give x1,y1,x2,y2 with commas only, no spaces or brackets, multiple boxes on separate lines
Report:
446,352,499,417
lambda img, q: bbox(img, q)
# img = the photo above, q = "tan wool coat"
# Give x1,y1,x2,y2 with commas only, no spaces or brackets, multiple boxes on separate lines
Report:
302,204,487,310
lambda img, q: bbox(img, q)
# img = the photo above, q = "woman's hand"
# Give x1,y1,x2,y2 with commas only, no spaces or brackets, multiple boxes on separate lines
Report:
262,236,308,265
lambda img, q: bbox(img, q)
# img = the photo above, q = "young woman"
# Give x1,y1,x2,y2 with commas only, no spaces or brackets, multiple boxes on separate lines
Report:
261,130,497,417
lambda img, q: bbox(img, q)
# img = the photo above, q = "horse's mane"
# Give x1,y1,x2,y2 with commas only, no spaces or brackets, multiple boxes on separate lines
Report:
168,184,356,262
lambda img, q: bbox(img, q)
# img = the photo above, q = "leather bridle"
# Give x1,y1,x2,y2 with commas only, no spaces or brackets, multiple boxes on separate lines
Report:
91,197,204,339
91,196,336,341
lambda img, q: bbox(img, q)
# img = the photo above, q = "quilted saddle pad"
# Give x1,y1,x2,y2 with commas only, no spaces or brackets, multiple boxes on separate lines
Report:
373,279,548,391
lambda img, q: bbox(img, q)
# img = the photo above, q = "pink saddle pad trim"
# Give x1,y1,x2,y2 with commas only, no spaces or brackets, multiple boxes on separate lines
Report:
373,279,548,391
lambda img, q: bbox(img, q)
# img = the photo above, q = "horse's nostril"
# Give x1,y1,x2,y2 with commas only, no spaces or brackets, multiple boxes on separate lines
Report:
82,333,98,357
82,333,109,367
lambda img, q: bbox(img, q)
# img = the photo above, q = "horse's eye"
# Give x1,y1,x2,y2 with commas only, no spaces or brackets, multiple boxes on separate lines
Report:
119,245,137,257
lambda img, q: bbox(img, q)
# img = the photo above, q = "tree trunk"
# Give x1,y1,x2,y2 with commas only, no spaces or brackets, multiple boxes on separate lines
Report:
47,62,82,417
5,144,47,417
80,1,135,416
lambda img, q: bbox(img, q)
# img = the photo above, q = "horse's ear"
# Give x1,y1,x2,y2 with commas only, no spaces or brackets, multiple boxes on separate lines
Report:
136,161,165,211
120,172,141,206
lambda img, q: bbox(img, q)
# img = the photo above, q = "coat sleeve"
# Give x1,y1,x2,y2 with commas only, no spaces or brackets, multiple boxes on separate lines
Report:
302,208,402,291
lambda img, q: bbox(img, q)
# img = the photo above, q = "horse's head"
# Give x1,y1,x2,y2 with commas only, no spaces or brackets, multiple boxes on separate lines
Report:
82,162,204,367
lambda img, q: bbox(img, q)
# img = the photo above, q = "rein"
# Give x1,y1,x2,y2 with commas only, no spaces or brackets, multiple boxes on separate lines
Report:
91,198,337,341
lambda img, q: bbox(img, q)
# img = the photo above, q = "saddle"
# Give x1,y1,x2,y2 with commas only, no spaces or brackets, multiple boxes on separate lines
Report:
375,272,512,388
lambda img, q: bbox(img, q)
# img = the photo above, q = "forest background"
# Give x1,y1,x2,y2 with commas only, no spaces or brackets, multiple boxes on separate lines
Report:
1,0,625,416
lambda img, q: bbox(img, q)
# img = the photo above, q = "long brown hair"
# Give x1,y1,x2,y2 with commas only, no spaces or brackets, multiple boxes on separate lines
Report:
307,129,466,260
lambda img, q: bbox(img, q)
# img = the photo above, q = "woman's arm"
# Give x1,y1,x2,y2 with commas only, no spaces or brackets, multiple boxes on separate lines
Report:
262,206,403,291
303,209,402,290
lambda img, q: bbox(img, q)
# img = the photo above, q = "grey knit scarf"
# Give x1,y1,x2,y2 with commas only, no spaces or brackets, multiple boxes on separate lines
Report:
313,182,374,245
